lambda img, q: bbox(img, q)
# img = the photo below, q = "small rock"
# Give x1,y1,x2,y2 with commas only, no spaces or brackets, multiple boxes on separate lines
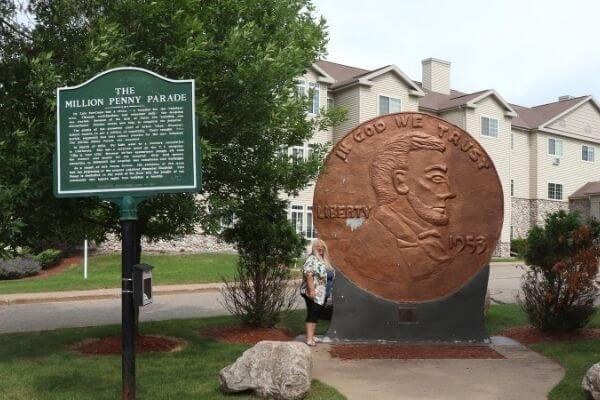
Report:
583,362,600,400
219,340,312,400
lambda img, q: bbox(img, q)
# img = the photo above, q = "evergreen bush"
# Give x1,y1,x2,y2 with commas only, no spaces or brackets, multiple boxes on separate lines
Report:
34,249,62,269
510,237,528,258
520,210,599,332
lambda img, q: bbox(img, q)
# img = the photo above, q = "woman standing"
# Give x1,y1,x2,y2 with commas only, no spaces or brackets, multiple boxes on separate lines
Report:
300,239,332,346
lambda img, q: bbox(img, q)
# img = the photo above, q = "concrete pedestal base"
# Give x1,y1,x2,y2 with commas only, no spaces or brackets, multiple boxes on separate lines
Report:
327,265,490,343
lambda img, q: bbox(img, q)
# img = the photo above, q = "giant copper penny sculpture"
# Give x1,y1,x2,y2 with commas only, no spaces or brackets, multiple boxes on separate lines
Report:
314,112,503,303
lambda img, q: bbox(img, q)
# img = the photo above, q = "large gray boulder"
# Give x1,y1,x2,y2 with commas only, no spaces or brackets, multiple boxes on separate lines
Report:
583,362,600,400
219,340,312,400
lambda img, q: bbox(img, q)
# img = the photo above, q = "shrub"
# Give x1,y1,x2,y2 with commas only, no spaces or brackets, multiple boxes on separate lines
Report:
34,249,63,269
0,257,42,280
510,237,527,258
519,210,599,332
220,195,304,327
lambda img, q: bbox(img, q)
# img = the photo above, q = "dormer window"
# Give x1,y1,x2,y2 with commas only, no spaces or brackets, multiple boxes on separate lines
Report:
378,95,401,115
481,116,499,138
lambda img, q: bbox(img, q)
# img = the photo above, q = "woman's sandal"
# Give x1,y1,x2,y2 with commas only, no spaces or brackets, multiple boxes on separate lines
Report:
306,339,316,347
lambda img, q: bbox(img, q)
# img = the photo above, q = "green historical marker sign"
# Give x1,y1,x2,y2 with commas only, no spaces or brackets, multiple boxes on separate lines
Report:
53,67,200,399
54,67,199,198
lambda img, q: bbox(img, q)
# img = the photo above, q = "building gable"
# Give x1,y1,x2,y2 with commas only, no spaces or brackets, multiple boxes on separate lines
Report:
468,91,517,117
546,98,600,141
359,71,421,120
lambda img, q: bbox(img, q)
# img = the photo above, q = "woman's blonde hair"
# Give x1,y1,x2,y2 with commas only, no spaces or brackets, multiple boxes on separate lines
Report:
311,239,332,269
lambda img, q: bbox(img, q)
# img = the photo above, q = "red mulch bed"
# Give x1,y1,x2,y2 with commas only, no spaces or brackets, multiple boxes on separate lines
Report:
34,255,83,279
199,325,295,345
330,344,505,360
499,326,600,345
74,335,185,355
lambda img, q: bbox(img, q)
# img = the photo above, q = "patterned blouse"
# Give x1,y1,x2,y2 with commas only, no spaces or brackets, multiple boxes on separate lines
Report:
300,255,328,306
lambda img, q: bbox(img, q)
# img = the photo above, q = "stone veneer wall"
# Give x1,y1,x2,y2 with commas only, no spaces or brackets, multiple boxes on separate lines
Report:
530,199,569,227
511,198,570,241
493,241,510,258
569,198,590,220
511,197,532,238
95,233,237,254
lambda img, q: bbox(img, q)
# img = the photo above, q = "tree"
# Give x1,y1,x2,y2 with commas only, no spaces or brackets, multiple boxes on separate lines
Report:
220,193,304,327
520,210,599,332
1,0,343,325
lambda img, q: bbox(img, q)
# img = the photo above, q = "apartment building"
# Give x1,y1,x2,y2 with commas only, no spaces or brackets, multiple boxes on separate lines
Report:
289,58,600,257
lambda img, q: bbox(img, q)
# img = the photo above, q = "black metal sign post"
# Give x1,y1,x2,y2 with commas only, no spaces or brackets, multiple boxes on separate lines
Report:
119,196,139,400
53,68,200,400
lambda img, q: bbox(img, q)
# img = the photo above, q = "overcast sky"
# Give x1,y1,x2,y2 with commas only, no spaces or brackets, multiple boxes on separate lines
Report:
313,0,600,107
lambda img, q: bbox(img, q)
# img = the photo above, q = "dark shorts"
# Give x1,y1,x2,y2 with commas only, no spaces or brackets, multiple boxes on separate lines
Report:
302,294,323,323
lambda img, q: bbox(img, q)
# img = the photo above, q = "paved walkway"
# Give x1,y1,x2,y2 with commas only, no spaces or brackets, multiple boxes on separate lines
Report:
312,339,565,400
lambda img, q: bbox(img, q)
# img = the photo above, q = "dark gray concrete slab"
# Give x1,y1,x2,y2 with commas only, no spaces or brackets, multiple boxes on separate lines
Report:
327,265,490,343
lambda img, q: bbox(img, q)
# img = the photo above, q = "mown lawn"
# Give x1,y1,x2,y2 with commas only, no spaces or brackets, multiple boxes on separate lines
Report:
0,253,238,294
486,304,600,400
0,312,343,400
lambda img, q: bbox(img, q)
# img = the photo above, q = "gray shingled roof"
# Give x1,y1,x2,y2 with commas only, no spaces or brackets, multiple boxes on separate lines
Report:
511,96,587,129
570,181,600,198
315,60,588,131
315,60,370,83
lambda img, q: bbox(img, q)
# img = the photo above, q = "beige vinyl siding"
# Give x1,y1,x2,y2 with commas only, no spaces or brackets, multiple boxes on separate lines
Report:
297,68,332,148
529,133,539,198
511,129,531,199
359,72,420,122
534,132,600,201
332,86,361,144
591,195,600,220
465,97,512,243
440,109,465,129
422,61,450,95
548,101,600,141
288,68,333,230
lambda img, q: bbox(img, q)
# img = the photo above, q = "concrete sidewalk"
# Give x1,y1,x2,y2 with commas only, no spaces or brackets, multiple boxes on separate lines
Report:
312,339,564,400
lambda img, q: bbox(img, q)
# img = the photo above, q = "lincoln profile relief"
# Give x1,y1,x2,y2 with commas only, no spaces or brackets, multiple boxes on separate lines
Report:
313,113,503,302
370,131,456,281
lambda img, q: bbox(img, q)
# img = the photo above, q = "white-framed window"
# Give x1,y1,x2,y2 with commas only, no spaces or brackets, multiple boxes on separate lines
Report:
309,82,320,115
289,142,316,161
291,145,304,162
548,183,563,200
511,179,514,197
327,97,334,110
290,205,304,235
582,145,595,162
289,204,317,239
378,95,401,116
481,116,499,138
295,80,320,115
306,206,316,239
548,137,563,157
295,80,306,98
307,143,317,159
